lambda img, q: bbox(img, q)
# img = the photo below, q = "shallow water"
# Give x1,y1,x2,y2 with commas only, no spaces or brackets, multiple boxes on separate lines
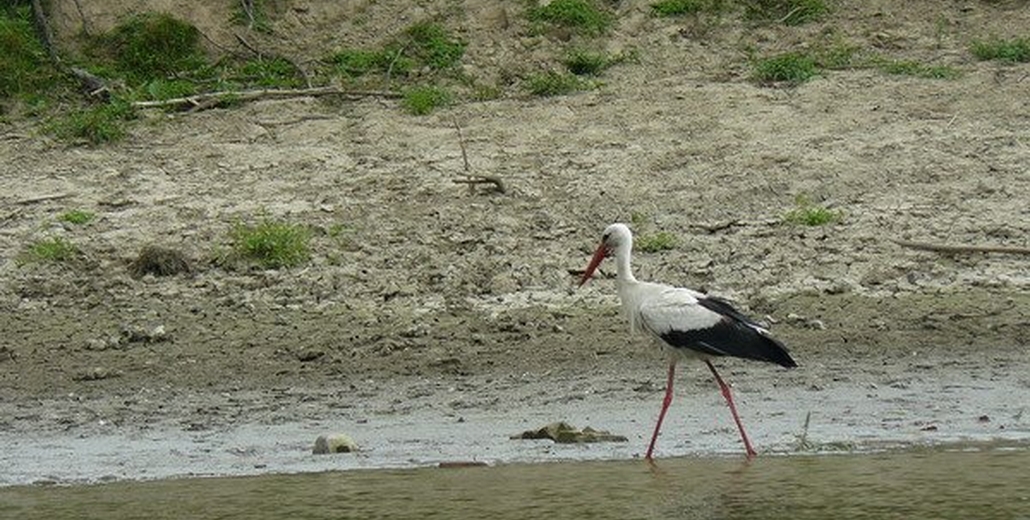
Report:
3,446,1028,520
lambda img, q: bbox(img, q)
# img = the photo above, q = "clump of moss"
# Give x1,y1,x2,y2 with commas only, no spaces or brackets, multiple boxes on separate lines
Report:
130,245,192,277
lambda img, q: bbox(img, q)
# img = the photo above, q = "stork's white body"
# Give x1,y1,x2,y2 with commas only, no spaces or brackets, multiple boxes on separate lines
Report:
579,223,796,459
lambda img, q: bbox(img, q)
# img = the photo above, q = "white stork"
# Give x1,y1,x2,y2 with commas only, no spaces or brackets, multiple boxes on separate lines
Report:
579,223,797,459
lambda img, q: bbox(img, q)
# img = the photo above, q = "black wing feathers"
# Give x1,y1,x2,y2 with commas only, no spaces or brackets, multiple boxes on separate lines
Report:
661,297,797,368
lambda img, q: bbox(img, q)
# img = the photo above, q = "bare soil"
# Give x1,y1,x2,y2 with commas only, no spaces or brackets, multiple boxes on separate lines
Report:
1,0,1029,483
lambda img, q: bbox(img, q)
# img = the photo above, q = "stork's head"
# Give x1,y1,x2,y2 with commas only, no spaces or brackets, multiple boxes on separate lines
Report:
579,223,632,286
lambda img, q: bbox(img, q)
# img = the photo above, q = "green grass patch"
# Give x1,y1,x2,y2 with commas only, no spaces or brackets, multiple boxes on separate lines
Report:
564,49,610,75
236,57,304,88
403,21,466,70
330,48,406,78
526,71,592,96
46,101,135,145
783,195,840,226
874,58,959,79
971,37,1030,63
743,0,828,25
403,85,452,115
328,21,463,82
527,0,613,36
0,8,58,100
143,78,197,101
636,231,678,253
19,237,79,265
58,210,96,225
752,51,818,84
93,13,206,83
813,40,860,70
650,0,725,17
229,219,311,269
472,83,504,101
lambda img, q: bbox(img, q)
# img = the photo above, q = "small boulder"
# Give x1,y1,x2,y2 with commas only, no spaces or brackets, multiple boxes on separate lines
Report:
511,421,628,444
313,434,358,454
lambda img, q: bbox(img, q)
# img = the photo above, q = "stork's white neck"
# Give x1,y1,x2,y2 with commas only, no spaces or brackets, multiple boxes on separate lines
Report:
613,239,637,284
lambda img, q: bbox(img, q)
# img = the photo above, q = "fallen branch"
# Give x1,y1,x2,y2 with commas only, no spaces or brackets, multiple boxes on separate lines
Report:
894,239,1030,256
453,175,506,194
130,87,402,110
69,67,111,99
452,119,507,194
17,193,74,205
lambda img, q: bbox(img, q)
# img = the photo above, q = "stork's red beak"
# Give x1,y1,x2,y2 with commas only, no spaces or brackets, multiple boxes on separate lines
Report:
579,243,609,286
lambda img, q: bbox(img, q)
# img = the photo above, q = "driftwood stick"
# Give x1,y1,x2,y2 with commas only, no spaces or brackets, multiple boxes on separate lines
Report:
453,176,506,193
451,120,506,194
895,239,1030,256
17,193,74,205
130,87,402,109
453,119,470,173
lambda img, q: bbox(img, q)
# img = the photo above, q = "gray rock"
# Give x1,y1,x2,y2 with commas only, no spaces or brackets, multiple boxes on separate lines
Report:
312,434,358,454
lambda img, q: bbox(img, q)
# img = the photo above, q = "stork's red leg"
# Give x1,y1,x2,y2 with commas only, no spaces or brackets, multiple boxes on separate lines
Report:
705,360,757,459
646,360,677,460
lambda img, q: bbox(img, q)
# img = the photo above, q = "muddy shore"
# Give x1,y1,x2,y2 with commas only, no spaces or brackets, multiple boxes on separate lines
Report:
2,0,1030,485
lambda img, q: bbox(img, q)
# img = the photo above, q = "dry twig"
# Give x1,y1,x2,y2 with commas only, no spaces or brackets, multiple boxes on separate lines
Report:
451,119,506,194
17,193,74,205
130,87,402,110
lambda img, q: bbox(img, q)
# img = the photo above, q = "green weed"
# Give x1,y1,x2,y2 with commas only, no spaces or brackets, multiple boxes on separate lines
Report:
403,85,452,115
636,231,678,253
46,101,134,145
527,0,613,36
0,9,56,99
650,0,725,17
563,49,610,75
144,78,197,100
783,195,840,226
19,237,79,264
59,210,96,225
971,37,1030,63
526,71,591,96
330,48,404,77
237,57,304,88
875,59,959,79
328,22,463,81
97,13,205,83
403,21,466,70
472,83,504,101
229,219,311,269
752,51,817,84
